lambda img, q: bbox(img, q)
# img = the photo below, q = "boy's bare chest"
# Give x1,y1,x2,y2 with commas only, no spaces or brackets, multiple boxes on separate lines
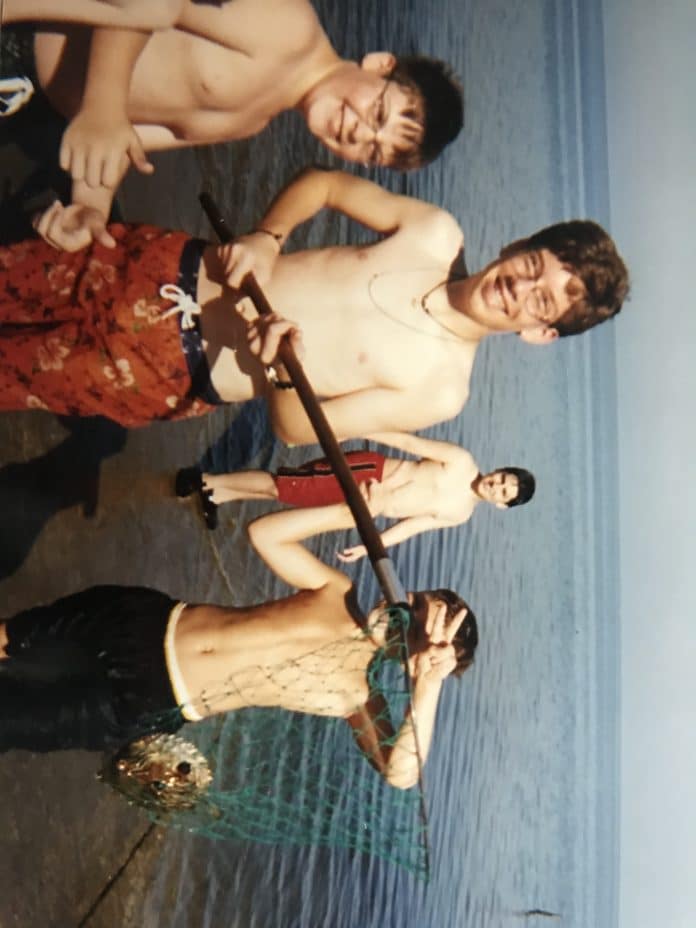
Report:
131,38,300,132
272,252,470,391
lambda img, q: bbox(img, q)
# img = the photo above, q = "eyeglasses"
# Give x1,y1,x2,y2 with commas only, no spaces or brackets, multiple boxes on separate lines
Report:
364,80,391,165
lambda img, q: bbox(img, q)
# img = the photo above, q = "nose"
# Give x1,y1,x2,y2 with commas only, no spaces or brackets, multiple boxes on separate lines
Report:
511,276,536,301
350,117,376,145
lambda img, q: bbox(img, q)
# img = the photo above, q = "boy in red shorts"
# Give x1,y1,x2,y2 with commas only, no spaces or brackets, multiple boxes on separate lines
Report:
176,432,536,546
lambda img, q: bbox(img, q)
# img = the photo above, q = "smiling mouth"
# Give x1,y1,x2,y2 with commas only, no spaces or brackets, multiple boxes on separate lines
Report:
494,277,510,315
335,103,345,142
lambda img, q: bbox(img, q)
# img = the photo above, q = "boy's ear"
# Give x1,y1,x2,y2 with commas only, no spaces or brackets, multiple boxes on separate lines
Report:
495,502,507,510
518,326,559,345
361,52,397,76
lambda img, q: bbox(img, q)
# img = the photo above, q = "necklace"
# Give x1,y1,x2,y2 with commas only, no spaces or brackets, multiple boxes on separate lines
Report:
366,268,468,345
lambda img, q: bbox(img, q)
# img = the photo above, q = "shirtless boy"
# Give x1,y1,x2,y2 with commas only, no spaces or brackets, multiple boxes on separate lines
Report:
0,168,629,432
3,0,463,244
0,503,477,790
175,432,536,544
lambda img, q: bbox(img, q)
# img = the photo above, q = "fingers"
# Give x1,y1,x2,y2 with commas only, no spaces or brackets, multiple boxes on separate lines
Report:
81,145,133,189
287,324,306,361
336,546,366,563
86,149,105,190
32,201,113,252
219,232,280,289
411,642,457,681
33,200,62,242
60,139,85,186
428,646,457,678
358,479,383,516
127,135,155,179
246,314,302,366
425,599,447,640
443,606,469,644
94,225,117,249
60,125,151,188
221,243,251,289
32,201,87,251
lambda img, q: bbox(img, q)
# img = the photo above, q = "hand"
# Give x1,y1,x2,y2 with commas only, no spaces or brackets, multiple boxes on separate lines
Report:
217,232,281,289
244,312,305,367
408,601,469,682
60,108,153,189
33,201,116,252
337,544,367,563
359,478,385,517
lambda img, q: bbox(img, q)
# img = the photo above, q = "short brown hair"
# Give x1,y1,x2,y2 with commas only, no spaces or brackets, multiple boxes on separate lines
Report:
386,57,463,169
426,589,478,676
502,220,630,336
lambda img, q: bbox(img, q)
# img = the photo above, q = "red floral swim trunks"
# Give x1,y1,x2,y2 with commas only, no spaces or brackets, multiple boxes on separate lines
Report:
0,224,216,426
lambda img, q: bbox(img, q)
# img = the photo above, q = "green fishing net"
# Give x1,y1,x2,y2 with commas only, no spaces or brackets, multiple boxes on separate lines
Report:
100,604,430,878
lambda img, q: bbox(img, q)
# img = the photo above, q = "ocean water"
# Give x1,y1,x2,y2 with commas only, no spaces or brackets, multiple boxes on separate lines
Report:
142,1,620,925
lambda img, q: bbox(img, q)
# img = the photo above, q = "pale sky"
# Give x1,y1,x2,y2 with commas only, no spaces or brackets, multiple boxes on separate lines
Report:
603,1,696,926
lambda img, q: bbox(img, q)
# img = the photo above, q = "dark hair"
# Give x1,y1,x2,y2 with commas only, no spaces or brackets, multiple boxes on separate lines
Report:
501,220,630,336
498,467,536,508
426,589,478,676
386,56,463,169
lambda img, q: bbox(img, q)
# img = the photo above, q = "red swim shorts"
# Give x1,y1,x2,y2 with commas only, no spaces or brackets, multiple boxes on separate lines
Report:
275,451,385,507
0,225,215,426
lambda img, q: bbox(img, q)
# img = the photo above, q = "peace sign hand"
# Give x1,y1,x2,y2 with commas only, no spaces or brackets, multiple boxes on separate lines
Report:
409,600,468,683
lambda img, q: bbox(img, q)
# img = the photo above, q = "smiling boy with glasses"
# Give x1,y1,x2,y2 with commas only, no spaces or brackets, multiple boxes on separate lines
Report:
1,167,628,430
3,1,463,250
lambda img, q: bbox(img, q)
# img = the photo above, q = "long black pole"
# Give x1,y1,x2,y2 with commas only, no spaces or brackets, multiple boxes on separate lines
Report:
199,192,408,604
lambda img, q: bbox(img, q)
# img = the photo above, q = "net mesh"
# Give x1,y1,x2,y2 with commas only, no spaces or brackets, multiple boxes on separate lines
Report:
101,605,430,878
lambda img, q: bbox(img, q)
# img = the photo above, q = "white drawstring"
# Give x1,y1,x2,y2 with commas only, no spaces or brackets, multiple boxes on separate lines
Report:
159,284,202,330
0,76,34,117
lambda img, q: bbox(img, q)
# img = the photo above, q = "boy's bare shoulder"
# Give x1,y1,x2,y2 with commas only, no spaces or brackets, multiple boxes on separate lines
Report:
215,0,325,56
443,446,477,473
390,206,464,260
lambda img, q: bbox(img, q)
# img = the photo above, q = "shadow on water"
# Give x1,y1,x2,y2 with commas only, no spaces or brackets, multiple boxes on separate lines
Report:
0,416,126,579
200,398,278,474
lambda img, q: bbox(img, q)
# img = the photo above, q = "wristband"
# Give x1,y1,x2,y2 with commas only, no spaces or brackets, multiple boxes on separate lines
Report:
264,365,294,390
255,228,283,250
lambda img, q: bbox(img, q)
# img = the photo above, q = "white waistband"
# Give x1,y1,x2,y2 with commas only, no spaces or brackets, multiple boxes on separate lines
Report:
164,601,203,721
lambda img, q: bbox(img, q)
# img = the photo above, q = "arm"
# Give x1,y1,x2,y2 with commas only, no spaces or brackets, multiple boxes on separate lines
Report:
4,1,183,29
254,167,457,243
338,515,452,563
221,166,458,305
175,0,323,55
247,505,354,593
347,600,464,789
346,652,450,790
269,381,468,446
33,200,117,252
60,28,154,189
